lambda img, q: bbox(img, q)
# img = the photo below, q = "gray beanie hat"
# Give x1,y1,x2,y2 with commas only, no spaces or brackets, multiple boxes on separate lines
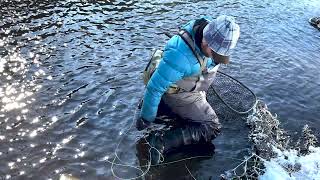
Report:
203,15,240,61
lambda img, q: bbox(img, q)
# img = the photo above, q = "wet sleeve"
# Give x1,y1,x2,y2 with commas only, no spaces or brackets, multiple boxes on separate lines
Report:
141,47,189,122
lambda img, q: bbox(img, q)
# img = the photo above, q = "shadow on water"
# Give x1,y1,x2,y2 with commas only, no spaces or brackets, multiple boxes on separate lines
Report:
0,0,320,179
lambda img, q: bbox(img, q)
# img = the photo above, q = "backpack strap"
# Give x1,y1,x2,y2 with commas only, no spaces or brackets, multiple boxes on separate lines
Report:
178,29,207,72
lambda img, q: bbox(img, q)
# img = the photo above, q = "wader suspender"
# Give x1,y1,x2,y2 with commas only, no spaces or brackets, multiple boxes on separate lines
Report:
178,30,207,72
177,21,209,92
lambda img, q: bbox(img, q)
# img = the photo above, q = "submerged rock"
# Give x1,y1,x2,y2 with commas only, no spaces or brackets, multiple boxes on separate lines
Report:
309,17,320,30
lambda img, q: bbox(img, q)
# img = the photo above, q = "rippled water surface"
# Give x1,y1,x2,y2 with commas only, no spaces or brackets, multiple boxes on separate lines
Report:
1,0,320,179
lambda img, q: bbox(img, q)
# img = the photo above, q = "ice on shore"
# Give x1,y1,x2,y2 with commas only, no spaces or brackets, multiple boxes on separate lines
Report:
259,146,320,180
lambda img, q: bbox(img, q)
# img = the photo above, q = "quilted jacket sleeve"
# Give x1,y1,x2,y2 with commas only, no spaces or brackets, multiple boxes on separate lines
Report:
141,42,190,122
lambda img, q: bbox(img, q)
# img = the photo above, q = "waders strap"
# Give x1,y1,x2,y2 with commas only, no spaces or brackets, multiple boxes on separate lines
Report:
178,30,207,72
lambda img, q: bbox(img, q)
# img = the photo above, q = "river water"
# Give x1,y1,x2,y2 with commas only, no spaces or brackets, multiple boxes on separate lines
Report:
0,0,319,179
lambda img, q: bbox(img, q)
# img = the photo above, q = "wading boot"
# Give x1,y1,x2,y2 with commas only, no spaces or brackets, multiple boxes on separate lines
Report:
136,124,220,165
161,124,219,154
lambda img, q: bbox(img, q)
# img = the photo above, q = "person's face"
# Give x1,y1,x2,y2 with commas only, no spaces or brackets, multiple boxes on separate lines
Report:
201,39,213,58
201,38,229,64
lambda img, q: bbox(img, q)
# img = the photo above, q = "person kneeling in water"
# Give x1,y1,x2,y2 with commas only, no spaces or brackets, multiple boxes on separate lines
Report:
136,15,240,164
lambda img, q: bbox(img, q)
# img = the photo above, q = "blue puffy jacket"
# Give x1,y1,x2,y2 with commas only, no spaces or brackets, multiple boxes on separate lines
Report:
141,17,216,122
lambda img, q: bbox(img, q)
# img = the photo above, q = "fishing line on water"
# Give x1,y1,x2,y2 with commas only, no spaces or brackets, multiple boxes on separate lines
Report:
108,75,258,179
185,164,197,180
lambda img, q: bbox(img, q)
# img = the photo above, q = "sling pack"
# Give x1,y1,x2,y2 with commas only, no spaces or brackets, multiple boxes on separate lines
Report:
143,19,209,93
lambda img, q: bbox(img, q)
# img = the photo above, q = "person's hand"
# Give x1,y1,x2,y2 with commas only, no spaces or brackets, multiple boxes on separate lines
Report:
136,117,151,131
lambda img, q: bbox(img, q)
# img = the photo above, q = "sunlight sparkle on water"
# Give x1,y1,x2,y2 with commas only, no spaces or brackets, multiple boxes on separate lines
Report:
8,162,15,169
5,85,17,96
78,151,85,157
52,116,58,123
32,117,39,123
62,136,73,144
2,84,34,111
35,69,46,76
29,130,37,138
0,59,5,72
29,52,35,58
3,102,27,111
39,158,46,163
101,155,109,161
21,109,29,113
0,136,5,140
74,151,85,158
16,93,25,101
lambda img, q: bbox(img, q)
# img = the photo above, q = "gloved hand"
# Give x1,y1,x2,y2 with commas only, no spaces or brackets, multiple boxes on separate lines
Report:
136,117,151,131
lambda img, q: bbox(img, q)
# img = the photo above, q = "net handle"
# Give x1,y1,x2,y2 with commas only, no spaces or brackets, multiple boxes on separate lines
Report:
210,71,258,114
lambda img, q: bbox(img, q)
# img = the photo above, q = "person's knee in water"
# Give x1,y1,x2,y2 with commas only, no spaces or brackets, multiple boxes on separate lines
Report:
136,15,240,156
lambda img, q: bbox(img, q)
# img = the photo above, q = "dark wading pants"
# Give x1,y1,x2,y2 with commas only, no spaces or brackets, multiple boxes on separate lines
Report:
162,64,222,142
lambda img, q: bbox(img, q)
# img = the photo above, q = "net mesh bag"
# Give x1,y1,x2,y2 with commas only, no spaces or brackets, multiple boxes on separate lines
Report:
207,71,257,116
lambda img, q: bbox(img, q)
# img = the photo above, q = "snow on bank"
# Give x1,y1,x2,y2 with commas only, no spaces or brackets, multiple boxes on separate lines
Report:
259,146,320,180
